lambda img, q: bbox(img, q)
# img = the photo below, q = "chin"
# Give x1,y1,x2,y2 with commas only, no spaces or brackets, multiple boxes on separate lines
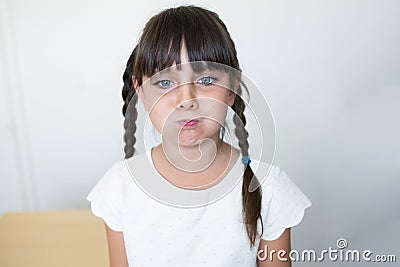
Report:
177,137,203,148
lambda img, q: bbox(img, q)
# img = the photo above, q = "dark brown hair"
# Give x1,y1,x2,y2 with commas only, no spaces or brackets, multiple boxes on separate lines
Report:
121,5,263,248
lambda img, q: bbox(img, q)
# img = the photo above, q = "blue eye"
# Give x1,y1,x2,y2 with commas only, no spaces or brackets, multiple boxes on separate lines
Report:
156,80,174,89
198,76,216,86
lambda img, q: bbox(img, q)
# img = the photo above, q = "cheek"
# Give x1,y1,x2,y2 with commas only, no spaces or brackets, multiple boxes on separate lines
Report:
149,99,174,130
148,111,162,132
144,93,161,111
203,101,228,125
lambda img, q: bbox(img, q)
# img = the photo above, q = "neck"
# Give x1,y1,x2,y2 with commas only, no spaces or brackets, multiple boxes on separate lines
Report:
161,135,225,173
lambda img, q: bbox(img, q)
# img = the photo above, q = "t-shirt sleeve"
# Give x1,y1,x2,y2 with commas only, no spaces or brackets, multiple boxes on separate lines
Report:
87,161,126,232
260,166,312,241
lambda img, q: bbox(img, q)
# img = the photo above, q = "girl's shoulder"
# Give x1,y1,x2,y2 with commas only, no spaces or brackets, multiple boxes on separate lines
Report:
86,152,150,231
249,160,285,191
252,160,312,240
250,160,306,197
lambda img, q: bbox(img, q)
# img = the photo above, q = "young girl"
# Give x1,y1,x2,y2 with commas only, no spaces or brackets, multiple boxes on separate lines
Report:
88,5,311,267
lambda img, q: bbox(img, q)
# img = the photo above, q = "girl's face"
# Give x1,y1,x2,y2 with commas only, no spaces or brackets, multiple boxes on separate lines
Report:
136,45,236,148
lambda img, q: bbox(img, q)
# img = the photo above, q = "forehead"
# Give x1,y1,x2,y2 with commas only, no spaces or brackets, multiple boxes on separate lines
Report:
179,42,190,64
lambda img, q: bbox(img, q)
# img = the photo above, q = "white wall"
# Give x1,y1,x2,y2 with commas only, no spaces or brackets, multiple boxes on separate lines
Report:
1,0,399,265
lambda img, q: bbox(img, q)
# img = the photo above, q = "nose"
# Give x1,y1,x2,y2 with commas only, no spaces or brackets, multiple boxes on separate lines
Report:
176,83,198,110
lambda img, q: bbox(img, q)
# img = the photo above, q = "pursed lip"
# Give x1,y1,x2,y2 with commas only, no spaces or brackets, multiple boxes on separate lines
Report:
177,119,200,127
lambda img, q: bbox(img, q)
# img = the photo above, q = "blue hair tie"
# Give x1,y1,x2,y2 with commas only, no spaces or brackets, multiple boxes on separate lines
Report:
242,156,251,165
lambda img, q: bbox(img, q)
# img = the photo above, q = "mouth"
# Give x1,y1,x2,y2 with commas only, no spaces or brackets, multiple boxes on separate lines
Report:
177,119,200,128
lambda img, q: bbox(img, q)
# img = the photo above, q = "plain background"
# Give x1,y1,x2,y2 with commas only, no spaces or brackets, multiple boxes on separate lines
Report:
1,0,399,265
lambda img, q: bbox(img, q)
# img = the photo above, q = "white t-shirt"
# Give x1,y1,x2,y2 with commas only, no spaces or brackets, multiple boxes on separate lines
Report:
87,150,311,267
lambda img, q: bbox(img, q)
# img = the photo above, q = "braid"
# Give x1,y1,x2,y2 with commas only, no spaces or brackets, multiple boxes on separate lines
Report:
231,87,263,248
122,47,138,159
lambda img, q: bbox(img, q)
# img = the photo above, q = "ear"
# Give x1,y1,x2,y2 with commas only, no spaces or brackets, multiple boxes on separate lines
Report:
227,89,236,107
227,71,241,106
133,76,147,109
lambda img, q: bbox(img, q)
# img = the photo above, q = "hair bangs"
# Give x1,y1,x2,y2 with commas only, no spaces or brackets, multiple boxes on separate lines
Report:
133,6,240,85
182,8,238,72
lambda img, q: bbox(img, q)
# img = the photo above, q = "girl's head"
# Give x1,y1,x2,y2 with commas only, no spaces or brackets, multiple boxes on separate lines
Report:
122,5,262,248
